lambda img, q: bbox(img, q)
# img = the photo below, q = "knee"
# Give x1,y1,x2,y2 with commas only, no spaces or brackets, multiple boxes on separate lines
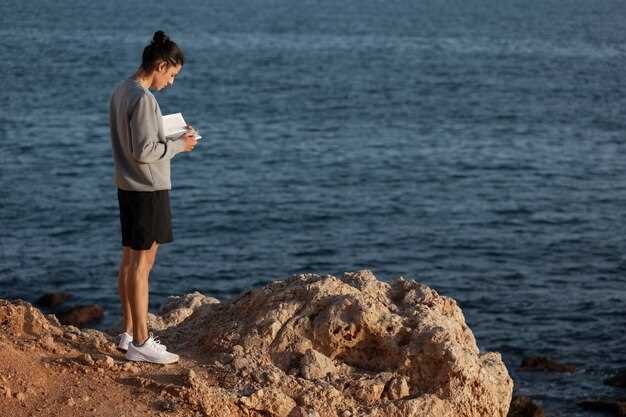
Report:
129,258,152,278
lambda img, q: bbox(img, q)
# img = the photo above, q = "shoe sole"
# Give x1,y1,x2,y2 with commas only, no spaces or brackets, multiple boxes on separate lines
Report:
125,350,179,364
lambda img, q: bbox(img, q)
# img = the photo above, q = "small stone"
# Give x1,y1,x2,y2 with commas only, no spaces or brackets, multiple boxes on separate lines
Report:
216,352,234,364
341,411,352,417
232,345,245,357
232,357,251,371
300,349,336,380
98,355,115,369
82,395,90,401
351,379,386,404
240,388,296,417
158,399,177,412
122,362,139,374
184,369,198,387
289,407,321,417
15,391,26,402
1,386,11,398
39,335,56,351
385,376,410,400
67,397,76,406
78,353,95,366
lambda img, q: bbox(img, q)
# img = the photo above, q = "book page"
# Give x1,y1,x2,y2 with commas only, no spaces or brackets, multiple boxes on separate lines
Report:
162,113,202,140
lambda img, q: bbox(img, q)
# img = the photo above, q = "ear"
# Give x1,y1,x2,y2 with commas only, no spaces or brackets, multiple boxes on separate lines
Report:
157,61,168,73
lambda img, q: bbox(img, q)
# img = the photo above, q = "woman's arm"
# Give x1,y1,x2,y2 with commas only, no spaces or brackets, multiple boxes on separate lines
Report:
129,94,186,163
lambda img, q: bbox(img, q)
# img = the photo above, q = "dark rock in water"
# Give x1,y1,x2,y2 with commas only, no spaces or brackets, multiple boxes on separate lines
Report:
578,398,626,417
517,356,576,373
56,305,104,326
507,395,545,417
35,292,71,308
606,369,626,388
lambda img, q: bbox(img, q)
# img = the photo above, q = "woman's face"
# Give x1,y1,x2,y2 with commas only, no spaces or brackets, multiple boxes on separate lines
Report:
152,62,182,91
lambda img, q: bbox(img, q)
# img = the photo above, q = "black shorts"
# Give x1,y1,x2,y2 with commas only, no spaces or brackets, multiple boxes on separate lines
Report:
117,189,173,250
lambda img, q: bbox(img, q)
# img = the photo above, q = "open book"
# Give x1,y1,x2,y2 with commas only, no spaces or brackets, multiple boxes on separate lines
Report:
162,113,202,140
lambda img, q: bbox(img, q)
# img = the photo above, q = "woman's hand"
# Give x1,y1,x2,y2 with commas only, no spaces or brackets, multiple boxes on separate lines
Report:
180,131,198,152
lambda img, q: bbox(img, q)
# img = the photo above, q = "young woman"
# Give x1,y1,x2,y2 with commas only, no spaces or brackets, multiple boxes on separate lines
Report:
109,30,197,364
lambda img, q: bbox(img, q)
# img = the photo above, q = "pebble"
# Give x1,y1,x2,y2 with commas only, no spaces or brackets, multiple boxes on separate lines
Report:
122,362,139,374
15,391,26,402
79,353,95,366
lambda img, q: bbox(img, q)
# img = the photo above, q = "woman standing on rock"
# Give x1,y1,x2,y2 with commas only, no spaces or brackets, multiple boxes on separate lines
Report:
109,30,197,364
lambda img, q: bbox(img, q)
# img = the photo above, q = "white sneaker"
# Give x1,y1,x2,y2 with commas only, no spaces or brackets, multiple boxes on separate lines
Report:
116,332,133,352
125,333,179,364
117,332,167,352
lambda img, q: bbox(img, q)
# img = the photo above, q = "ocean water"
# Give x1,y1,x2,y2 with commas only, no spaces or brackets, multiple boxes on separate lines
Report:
2,0,626,414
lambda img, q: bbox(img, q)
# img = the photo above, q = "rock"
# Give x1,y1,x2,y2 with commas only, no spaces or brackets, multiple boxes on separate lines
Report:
36,292,72,308
173,270,512,417
349,377,387,404
184,369,198,388
240,388,296,417
15,391,26,402
78,353,95,366
606,369,626,388
56,305,104,327
507,396,545,417
216,352,234,364
146,292,220,330
0,385,11,398
39,335,57,351
578,398,626,417
95,354,114,369
385,376,410,400
0,299,63,337
300,348,337,380
517,356,576,373
289,407,320,417
122,362,139,373
67,397,76,406
157,399,177,412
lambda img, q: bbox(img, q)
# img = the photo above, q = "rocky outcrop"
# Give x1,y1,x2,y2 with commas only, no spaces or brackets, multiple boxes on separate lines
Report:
165,270,513,417
0,270,513,417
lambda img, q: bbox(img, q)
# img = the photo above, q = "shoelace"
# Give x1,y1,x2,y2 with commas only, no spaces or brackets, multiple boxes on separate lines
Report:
149,334,167,351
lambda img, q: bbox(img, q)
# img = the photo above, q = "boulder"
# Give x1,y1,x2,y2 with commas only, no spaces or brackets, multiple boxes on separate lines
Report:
517,356,576,373
169,270,513,417
56,305,104,327
36,292,72,308
507,396,545,417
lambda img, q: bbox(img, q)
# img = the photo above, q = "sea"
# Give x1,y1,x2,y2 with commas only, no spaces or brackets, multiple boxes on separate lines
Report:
1,0,626,415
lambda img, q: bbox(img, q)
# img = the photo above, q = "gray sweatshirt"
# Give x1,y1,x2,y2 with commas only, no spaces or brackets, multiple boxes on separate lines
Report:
109,78,186,191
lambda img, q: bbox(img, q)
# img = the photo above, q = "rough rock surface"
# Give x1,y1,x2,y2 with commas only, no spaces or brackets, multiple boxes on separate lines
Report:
0,270,512,417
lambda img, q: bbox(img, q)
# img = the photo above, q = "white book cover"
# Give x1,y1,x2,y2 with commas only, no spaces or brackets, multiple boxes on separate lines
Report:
162,113,201,140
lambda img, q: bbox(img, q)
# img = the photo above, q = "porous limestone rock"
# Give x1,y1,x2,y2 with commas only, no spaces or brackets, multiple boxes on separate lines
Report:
167,270,513,417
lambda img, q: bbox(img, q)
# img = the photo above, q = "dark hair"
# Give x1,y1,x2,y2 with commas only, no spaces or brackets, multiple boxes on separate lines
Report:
141,31,184,72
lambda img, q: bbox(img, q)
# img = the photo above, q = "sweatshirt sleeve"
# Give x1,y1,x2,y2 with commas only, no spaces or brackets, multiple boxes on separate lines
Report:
129,94,186,164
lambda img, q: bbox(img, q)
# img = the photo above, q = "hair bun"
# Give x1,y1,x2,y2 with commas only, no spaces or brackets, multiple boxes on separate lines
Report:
152,30,170,46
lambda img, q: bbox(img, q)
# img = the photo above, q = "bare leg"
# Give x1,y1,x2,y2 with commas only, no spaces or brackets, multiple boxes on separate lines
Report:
127,241,159,345
117,247,133,334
